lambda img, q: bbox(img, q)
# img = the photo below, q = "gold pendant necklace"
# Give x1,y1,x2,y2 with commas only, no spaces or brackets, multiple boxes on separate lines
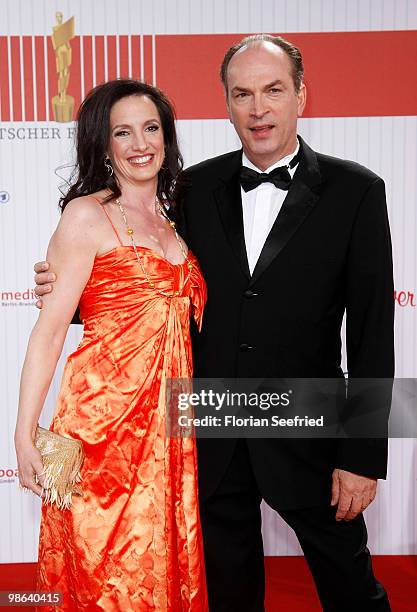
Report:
115,197,192,298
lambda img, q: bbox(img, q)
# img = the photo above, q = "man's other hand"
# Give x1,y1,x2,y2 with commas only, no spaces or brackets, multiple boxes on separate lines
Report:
34,261,56,308
331,468,377,521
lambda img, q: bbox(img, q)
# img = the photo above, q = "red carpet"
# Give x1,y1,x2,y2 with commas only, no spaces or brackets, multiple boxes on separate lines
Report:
0,556,416,610
264,556,417,611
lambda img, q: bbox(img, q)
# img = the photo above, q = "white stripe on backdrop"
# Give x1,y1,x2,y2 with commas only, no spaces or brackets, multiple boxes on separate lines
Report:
0,0,417,35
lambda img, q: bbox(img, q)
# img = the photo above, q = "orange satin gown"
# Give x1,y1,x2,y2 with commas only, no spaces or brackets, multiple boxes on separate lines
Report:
35,219,208,611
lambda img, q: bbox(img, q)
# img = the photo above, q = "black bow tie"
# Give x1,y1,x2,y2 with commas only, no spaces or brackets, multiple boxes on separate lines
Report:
239,150,300,192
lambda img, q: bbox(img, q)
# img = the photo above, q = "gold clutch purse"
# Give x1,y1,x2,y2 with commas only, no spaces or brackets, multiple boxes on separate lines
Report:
34,426,85,509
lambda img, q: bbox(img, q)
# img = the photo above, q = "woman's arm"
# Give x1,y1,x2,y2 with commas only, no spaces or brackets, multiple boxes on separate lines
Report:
15,198,101,496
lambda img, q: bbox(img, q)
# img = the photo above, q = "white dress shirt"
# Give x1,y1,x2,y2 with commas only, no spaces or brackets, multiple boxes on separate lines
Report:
241,141,300,275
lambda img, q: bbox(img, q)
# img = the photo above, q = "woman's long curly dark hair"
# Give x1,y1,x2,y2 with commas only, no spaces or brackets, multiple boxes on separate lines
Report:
60,79,184,214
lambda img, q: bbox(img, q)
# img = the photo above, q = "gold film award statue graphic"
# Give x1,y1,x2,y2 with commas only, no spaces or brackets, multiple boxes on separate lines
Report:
51,12,75,122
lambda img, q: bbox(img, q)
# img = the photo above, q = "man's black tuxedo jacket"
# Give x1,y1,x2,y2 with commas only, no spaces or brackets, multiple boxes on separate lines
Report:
182,136,394,510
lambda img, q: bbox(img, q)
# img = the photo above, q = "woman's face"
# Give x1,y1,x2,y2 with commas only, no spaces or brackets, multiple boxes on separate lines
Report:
107,94,165,187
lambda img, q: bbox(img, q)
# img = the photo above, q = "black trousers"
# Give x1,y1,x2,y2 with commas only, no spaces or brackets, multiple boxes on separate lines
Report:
199,439,391,612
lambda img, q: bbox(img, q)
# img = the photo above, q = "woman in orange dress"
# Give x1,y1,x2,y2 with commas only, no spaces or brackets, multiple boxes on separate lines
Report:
14,80,208,611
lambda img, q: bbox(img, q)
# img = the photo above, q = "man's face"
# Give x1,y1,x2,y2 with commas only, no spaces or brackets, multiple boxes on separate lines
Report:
226,42,306,171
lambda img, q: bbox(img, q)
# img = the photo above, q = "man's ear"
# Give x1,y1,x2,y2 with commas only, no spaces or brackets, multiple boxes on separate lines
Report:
297,83,307,117
226,99,234,125
224,87,234,125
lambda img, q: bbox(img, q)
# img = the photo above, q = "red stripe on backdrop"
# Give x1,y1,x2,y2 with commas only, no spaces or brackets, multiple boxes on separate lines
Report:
107,36,117,80
156,35,225,119
131,36,141,80
1,31,416,121
10,37,22,121
47,35,55,119
119,36,129,78
143,35,153,84
292,30,417,117
23,37,34,121
0,37,10,121
95,36,105,86
83,36,93,96
34,37,46,121
155,31,417,119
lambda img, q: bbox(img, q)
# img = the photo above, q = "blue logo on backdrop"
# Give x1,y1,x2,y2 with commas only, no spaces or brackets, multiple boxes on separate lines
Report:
0,191,10,204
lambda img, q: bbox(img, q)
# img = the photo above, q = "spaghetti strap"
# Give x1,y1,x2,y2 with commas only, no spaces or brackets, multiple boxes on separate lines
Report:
93,197,124,246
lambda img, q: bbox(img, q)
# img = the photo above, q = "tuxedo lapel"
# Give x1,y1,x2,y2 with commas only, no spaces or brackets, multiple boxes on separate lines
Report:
250,137,322,286
214,151,251,279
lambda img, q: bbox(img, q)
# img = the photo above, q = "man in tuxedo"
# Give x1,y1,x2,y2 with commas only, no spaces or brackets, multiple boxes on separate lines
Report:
35,35,393,611
180,34,393,611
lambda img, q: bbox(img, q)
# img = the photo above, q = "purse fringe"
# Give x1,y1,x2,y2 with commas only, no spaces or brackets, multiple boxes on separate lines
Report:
35,427,85,510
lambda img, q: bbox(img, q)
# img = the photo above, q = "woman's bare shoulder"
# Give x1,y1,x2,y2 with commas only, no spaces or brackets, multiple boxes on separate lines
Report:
60,192,109,225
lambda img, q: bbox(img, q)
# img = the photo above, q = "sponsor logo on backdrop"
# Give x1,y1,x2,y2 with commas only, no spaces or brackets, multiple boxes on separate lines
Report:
1,289,37,307
0,25,157,125
51,12,75,122
0,126,76,140
0,468,19,484
394,290,416,308
0,191,10,204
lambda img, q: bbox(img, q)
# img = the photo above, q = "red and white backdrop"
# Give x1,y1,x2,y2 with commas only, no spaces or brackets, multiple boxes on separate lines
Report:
1,0,416,563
